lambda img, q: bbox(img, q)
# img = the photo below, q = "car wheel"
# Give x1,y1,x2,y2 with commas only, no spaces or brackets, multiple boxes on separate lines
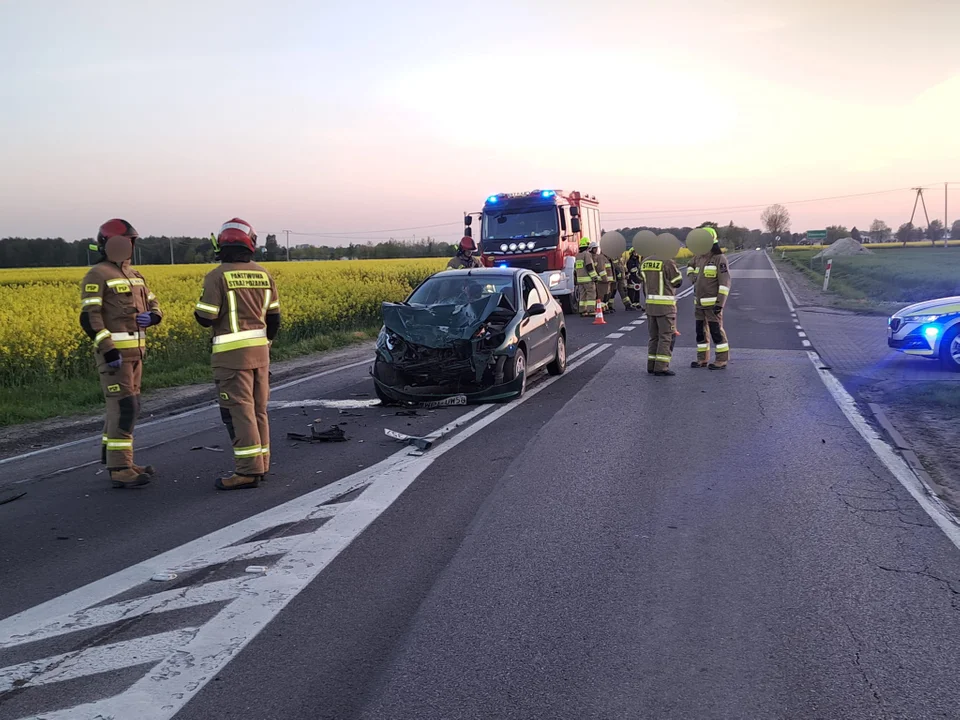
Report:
547,332,567,376
373,360,401,405
940,324,960,372
504,349,527,398
561,287,580,315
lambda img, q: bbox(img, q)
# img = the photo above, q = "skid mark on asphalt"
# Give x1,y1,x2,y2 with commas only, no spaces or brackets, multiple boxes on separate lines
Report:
0,343,611,720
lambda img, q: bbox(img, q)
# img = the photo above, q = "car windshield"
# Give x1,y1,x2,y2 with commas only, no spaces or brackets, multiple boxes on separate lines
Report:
408,275,516,308
483,209,559,241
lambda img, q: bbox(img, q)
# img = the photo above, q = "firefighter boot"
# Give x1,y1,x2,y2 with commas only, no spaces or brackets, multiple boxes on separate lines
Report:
709,361,728,370
110,468,151,489
215,473,261,491
133,464,155,476
691,360,708,368
654,369,676,377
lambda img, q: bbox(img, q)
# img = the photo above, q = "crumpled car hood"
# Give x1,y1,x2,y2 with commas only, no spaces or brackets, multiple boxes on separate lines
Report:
381,295,505,349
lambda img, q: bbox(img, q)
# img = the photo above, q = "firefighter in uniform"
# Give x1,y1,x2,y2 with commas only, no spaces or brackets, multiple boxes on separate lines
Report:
691,229,731,369
591,241,611,313
599,251,618,313
195,219,281,490
574,237,599,316
625,248,644,311
80,219,162,488
615,251,634,310
641,255,684,375
447,236,483,269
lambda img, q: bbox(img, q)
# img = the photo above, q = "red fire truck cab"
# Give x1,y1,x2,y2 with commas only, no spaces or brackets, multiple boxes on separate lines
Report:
464,189,602,314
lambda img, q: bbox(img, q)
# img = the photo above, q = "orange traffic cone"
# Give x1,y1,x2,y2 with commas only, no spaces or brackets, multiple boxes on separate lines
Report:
593,298,607,325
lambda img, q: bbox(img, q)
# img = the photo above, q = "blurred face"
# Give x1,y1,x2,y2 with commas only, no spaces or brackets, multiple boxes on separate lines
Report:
104,235,133,263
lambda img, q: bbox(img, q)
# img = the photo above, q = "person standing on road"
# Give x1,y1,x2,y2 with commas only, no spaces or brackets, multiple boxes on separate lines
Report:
615,251,635,311
447,236,483,269
80,219,163,488
195,219,281,491
575,237,599,316
692,229,731,369
591,240,612,314
641,255,683,375
625,248,644,311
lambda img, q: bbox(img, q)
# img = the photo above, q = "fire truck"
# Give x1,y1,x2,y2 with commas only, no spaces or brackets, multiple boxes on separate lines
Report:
463,189,602,314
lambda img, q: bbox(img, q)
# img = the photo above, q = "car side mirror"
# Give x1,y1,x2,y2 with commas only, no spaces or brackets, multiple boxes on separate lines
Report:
526,303,546,317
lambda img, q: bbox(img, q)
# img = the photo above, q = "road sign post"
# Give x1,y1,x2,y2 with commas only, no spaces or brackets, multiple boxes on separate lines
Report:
823,259,833,291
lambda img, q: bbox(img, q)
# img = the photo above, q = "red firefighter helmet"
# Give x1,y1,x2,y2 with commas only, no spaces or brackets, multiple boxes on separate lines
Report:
96,218,139,248
459,236,477,253
217,218,258,252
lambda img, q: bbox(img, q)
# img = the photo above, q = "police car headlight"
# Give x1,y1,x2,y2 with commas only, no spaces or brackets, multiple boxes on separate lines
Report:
904,314,941,324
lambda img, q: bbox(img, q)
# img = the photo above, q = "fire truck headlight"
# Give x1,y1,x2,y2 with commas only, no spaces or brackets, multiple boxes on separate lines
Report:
500,244,508,251
549,273,561,287
509,243,517,251
517,242,526,250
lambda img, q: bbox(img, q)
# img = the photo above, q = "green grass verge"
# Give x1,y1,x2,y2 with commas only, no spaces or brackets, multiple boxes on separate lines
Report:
880,382,960,411
0,326,379,427
777,247,960,305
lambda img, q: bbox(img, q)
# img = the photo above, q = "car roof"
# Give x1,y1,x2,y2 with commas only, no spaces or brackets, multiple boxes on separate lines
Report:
431,267,526,280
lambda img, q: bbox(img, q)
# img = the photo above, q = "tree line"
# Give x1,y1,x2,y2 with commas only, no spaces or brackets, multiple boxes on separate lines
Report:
0,235,455,268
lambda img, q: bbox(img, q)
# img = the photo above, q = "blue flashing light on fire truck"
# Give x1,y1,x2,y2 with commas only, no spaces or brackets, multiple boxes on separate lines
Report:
463,189,602,315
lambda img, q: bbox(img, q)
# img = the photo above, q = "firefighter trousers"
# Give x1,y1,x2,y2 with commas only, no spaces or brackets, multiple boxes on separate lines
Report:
214,366,271,476
647,313,677,372
578,281,597,315
695,306,729,366
100,359,142,469
628,283,643,309
595,281,612,311
616,276,633,308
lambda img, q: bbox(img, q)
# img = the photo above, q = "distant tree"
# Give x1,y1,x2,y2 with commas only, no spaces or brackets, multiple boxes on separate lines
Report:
951,219,960,240
720,221,747,250
896,222,914,245
926,219,944,243
910,225,924,242
869,219,891,243
825,225,848,245
850,226,862,242
760,204,790,247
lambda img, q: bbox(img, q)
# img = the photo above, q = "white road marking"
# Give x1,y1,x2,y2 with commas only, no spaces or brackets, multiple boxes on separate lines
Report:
631,320,645,326
618,326,636,332
805,351,960,551
605,332,625,339
0,358,373,467
795,324,803,330
766,251,960,551
269,398,381,410
802,339,812,347
0,343,610,720
798,331,807,338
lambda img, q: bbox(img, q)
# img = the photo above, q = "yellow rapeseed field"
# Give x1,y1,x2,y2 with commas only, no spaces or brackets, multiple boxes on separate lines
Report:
0,259,447,387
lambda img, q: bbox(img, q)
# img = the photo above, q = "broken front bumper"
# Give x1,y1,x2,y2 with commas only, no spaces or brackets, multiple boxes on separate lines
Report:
371,362,524,404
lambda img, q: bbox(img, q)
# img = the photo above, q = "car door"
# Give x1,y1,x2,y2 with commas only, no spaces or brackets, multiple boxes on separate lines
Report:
519,273,550,368
532,274,562,361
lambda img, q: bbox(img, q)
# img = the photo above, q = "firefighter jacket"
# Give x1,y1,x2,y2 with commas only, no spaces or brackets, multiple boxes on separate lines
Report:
686,257,700,281
595,252,613,282
640,258,683,316
693,251,731,310
625,252,642,288
80,260,162,362
195,261,281,370
574,250,599,284
447,254,483,269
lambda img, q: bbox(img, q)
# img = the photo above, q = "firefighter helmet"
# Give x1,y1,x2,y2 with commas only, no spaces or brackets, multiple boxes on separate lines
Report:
588,239,599,250
704,226,718,241
459,236,477,253
580,236,591,249
97,219,139,248
217,218,258,253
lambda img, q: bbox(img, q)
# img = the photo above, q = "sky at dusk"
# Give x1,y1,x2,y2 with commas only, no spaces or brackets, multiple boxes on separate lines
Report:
2,0,958,243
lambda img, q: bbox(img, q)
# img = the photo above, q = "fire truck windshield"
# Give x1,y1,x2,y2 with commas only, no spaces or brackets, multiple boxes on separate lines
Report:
482,209,559,242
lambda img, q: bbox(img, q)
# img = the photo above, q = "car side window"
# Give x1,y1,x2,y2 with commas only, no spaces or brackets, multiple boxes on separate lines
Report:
523,277,539,309
531,275,551,305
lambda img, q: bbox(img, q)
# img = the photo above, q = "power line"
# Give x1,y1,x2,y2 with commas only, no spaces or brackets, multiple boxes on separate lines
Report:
604,185,924,217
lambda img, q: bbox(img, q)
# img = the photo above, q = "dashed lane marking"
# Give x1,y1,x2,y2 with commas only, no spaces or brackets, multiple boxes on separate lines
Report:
618,326,636,332
0,343,611,720
802,339,811,347
605,333,625,339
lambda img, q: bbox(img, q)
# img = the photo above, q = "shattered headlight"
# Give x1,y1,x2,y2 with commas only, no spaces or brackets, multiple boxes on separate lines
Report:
377,328,397,351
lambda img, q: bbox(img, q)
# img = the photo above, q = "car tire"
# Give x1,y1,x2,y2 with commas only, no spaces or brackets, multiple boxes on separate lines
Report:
372,360,401,405
504,348,527,399
939,324,960,372
547,332,567,376
561,287,580,315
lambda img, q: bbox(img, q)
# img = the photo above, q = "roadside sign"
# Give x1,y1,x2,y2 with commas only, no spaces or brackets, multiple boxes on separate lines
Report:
807,230,827,242
823,259,833,291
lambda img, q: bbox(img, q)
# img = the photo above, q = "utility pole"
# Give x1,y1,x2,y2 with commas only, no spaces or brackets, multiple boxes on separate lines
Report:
907,187,931,245
169,236,175,264
945,182,949,249
284,230,291,261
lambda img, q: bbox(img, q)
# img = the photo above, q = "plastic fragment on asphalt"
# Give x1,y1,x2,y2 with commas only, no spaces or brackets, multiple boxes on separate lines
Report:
287,424,348,443
245,566,268,573
151,572,178,582
384,428,433,451
190,445,224,452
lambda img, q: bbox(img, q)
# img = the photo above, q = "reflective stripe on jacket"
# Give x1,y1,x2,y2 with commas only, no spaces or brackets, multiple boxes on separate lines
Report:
640,258,683,316
80,261,161,361
694,251,731,309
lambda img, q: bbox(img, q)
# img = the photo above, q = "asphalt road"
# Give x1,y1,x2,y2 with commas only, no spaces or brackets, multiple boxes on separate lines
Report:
3,251,960,720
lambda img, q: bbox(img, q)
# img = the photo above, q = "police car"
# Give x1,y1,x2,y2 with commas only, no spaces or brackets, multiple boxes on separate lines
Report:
887,296,960,371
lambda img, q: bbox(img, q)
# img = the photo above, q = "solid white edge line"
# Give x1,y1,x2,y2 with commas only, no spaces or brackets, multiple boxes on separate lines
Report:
766,251,960,552
0,358,374,467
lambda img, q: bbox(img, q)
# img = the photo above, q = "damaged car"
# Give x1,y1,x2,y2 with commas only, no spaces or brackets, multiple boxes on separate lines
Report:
373,268,567,404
